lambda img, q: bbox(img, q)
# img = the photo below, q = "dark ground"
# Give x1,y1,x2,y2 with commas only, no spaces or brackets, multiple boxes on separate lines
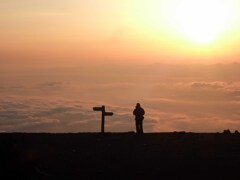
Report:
1,132,240,180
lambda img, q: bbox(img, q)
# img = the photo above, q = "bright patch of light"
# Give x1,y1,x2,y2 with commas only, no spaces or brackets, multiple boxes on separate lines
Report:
167,0,235,44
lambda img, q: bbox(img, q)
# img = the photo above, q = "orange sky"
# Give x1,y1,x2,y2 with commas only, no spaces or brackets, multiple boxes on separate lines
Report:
1,1,240,133
1,0,240,64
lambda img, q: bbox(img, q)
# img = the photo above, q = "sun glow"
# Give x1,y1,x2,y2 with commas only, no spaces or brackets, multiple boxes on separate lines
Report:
167,0,235,44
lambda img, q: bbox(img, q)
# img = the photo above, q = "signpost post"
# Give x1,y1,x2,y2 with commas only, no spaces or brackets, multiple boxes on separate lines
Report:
93,105,113,133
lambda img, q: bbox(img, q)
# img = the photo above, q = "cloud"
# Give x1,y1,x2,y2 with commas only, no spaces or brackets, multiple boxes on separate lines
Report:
232,91,240,98
187,81,240,93
0,63,240,132
0,94,240,133
0,97,83,132
189,81,227,89
147,111,240,133
35,81,63,89
0,97,137,133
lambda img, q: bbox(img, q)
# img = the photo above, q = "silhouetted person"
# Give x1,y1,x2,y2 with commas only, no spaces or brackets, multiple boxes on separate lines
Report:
133,103,145,134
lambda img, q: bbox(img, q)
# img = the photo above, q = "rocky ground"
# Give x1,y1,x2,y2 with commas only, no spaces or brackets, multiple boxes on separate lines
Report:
1,132,240,179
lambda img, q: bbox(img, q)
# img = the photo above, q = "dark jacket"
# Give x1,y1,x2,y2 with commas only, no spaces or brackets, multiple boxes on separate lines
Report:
133,107,145,121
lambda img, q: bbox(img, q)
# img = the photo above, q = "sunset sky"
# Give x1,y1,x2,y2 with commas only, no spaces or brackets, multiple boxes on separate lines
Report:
1,0,240,132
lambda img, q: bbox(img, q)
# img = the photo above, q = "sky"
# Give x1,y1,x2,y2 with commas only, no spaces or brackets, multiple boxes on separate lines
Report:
0,0,240,132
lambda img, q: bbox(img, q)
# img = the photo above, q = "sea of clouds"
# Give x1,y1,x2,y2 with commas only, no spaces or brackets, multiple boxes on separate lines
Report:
0,63,239,132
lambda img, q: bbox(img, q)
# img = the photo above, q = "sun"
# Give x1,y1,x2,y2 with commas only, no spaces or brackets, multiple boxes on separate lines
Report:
168,0,234,44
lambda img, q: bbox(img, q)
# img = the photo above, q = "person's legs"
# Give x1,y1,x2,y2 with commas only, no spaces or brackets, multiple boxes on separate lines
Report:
135,120,139,134
139,120,143,134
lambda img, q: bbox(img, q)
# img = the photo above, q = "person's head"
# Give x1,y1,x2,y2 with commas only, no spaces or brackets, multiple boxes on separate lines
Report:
136,103,141,108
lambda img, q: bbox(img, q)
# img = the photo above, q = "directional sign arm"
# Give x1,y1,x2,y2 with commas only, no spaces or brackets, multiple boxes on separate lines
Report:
93,107,103,111
104,112,113,116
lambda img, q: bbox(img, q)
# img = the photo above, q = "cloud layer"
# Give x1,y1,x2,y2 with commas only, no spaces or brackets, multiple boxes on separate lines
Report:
0,63,240,132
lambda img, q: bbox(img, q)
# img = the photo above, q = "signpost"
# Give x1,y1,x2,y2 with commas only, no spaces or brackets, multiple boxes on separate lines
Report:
93,105,113,133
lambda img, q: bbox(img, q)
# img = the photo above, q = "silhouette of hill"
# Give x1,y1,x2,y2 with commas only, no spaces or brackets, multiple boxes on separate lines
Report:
1,132,240,179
